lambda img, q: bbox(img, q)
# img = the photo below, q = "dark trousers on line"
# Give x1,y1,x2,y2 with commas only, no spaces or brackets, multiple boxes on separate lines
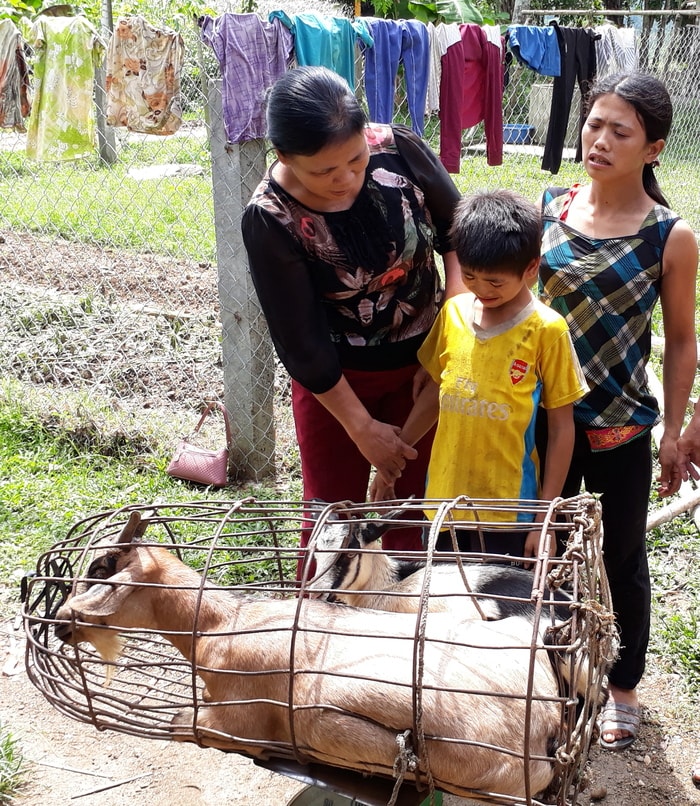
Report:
542,23,598,174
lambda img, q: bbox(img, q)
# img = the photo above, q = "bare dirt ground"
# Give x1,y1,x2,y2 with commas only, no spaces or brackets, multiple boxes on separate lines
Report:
2,604,700,806
2,231,700,805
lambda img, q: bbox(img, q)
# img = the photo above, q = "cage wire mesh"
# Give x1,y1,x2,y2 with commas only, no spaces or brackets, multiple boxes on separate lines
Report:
2,5,700,478
23,493,616,806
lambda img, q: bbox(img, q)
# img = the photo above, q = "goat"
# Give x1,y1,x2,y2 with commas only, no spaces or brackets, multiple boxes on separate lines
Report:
303,504,609,708
305,504,571,622
54,510,564,801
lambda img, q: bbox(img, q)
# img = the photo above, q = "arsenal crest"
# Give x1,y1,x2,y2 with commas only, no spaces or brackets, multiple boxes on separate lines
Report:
510,359,529,385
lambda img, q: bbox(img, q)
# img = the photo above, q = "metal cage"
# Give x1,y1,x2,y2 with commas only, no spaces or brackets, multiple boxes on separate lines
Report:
22,495,616,806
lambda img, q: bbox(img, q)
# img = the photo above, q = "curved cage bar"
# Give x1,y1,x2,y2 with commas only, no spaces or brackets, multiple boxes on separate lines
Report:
22,495,616,806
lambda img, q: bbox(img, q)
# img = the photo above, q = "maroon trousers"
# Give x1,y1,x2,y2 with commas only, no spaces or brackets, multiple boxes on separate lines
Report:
292,364,434,553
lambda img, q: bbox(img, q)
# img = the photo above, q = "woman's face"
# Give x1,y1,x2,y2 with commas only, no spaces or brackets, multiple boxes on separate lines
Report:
581,93,664,181
277,131,370,210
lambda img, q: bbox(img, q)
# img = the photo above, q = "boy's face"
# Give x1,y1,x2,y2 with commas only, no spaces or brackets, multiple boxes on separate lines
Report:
460,260,539,311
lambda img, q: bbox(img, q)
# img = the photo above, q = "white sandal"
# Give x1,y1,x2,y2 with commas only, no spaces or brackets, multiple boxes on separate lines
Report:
598,701,640,751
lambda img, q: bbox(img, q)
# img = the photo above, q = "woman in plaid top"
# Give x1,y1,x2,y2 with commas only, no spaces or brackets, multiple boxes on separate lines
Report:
539,72,698,752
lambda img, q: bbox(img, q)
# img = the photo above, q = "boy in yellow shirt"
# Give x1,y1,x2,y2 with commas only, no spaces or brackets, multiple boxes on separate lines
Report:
371,189,587,560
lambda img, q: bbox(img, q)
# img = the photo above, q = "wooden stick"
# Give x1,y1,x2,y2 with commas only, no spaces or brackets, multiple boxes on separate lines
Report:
647,489,700,530
70,772,151,799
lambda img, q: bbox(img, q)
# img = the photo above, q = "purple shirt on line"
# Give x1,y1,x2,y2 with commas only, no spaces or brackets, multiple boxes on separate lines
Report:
199,13,293,145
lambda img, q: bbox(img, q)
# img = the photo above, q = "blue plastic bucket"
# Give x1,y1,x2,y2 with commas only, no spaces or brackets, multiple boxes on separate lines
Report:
503,123,534,145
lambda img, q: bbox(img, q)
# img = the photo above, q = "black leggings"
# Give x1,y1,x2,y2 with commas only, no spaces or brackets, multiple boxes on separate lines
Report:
539,415,652,690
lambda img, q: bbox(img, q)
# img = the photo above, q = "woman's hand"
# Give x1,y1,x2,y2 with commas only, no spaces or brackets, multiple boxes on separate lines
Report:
678,410,700,482
353,419,418,486
313,375,418,487
657,432,683,498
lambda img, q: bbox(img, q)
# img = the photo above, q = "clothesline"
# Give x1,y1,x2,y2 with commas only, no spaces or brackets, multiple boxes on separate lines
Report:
520,8,700,16
0,7,643,176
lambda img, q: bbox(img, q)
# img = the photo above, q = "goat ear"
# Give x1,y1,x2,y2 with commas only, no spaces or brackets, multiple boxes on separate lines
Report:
68,570,136,617
118,510,151,545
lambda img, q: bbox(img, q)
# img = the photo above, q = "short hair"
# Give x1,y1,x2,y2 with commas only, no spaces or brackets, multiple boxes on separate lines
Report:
450,190,542,274
265,66,367,156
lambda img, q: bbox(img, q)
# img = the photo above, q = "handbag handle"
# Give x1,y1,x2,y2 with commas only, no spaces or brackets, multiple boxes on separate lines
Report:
190,401,232,448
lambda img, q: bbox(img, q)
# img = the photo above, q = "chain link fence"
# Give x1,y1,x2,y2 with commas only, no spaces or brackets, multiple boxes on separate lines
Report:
2,4,699,481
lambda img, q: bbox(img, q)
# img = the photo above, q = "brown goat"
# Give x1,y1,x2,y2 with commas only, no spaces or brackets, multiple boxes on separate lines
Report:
55,511,563,801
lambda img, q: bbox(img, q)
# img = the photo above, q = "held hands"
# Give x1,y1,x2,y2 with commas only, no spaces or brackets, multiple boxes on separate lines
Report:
353,419,417,487
369,473,396,502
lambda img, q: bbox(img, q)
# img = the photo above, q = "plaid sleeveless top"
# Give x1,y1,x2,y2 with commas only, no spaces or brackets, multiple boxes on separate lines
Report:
539,186,681,429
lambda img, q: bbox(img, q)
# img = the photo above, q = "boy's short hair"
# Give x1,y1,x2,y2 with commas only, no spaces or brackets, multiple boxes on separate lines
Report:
449,189,542,275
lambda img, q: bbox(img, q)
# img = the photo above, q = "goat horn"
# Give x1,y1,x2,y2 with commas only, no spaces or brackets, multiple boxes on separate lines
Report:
360,497,416,544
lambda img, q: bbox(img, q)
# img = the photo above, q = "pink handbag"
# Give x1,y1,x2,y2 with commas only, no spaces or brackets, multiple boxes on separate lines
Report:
166,402,232,487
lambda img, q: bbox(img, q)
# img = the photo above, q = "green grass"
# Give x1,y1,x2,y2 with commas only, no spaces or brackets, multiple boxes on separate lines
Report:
0,134,215,262
0,381,279,585
3,129,699,269
0,723,24,804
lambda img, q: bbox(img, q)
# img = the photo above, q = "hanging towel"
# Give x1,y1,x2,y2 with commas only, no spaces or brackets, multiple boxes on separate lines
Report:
425,22,461,115
269,11,372,90
199,13,293,144
542,23,598,174
0,19,31,131
105,15,184,136
506,24,560,76
360,17,429,136
439,23,503,172
26,14,104,161
594,23,638,78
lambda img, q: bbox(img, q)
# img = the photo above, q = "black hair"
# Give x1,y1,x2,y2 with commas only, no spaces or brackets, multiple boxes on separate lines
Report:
450,190,541,275
585,72,672,207
265,66,367,156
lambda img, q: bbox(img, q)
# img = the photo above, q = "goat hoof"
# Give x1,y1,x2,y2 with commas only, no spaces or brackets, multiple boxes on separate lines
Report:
170,708,196,739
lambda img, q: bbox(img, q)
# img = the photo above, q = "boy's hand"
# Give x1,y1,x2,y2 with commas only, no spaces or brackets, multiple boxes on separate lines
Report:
369,473,396,502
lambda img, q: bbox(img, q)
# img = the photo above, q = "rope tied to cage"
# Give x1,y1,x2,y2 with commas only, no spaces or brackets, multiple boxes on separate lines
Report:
389,729,419,806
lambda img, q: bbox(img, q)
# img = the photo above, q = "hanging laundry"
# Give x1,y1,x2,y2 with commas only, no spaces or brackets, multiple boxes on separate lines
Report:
425,22,462,115
542,23,598,174
0,19,31,131
105,15,184,135
594,23,637,78
425,22,461,115
439,23,503,173
26,11,104,161
360,18,429,136
268,11,372,91
506,24,561,76
199,13,293,144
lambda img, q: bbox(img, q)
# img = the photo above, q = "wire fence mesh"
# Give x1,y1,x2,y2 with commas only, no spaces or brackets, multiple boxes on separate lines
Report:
1,5,699,480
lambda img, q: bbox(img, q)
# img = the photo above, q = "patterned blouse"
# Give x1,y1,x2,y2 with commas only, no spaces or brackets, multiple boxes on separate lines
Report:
26,14,104,161
539,185,681,429
105,16,184,136
242,124,460,394
0,19,31,131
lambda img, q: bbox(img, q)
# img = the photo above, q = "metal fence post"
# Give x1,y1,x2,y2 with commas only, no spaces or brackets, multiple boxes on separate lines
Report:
208,79,276,481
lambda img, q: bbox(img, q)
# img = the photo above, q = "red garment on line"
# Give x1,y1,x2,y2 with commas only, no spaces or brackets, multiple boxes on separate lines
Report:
439,23,504,173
